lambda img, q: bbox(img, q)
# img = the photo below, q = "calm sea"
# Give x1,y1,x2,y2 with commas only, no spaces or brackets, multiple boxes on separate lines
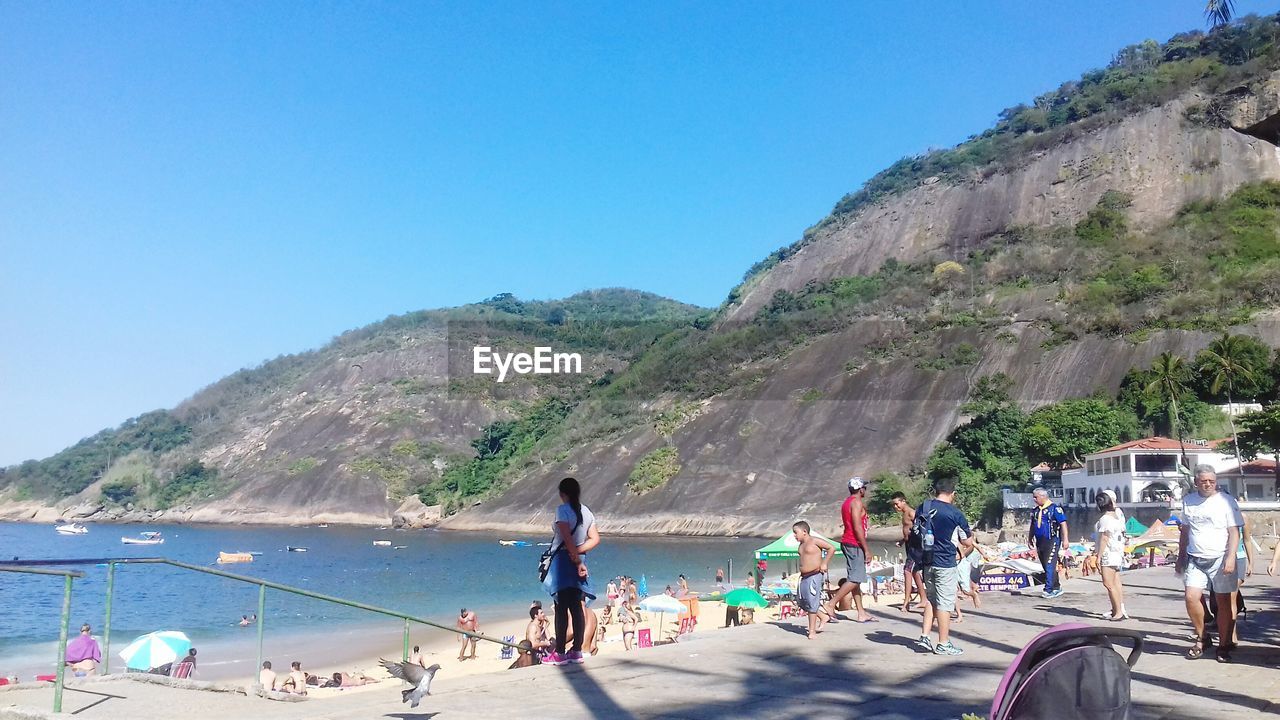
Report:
0,522,789,677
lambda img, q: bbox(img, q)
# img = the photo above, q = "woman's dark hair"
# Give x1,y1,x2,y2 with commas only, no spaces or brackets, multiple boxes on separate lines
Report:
559,477,583,528
1096,492,1116,512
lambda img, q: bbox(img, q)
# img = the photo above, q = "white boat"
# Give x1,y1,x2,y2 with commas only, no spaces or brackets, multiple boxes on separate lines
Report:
499,540,531,547
392,545,407,550
373,540,392,547
56,523,88,535
287,546,308,552
140,531,162,539
121,536,164,545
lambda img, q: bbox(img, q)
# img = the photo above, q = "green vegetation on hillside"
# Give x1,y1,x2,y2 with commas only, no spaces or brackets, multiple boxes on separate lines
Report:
736,13,1280,293
627,447,682,494
2,411,192,499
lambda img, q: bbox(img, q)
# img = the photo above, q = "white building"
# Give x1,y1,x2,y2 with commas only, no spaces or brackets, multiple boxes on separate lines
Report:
1059,437,1277,506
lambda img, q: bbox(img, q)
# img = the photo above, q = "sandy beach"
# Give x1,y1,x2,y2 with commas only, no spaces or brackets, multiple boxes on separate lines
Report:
257,587,918,701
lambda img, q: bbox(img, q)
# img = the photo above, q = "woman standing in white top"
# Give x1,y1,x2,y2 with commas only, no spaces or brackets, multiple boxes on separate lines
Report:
1094,490,1128,621
542,477,600,666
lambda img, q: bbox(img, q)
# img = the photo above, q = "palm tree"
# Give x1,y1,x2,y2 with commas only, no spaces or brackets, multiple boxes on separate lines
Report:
1146,352,1193,474
1199,333,1259,477
1206,0,1235,28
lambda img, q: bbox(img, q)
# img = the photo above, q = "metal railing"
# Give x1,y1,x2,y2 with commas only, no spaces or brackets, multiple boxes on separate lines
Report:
1,557,519,711
0,565,84,713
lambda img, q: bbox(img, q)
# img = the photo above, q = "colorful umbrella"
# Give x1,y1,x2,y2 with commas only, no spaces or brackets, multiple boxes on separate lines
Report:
722,588,768,609
119,631,191,671
638,594,685,639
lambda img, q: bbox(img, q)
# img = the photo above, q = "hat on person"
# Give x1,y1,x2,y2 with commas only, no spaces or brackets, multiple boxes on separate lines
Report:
1101,489,1117,502
848,476,866,491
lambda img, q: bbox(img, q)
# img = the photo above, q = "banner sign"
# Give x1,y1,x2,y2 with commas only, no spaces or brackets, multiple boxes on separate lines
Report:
978,572,1030,592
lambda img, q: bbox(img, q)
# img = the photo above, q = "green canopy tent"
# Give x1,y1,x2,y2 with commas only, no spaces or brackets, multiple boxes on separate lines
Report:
754,530,845,560
1124,516,1148,538
754,530,844,578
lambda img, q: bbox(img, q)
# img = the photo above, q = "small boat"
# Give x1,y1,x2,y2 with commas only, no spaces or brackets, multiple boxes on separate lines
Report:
56,523,88,535
536,542,552,547
216,552,254,564
121,535,164,545
499,540,531,547
373,540,392,547
392,545,408,550
317,524,329,528
248,551,264,557
141,531,162,539
287,546,308,553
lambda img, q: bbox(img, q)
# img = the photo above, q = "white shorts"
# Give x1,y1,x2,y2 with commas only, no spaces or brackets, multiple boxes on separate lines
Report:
1100,550,1123,569
1184,555,1237,593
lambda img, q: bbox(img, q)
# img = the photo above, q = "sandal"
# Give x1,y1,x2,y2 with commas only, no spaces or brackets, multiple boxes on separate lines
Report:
1216,649,1232,664
1187,642,1203,659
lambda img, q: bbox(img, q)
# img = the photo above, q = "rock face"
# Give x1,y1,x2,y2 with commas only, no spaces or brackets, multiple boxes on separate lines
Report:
442,314,1280,539
392,495,442,529
728,94,1280,322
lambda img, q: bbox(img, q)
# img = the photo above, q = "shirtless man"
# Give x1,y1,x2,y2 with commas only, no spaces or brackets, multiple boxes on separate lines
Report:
793,520,834,639
892,492,925,613
456,608,479,661
526,605,552,655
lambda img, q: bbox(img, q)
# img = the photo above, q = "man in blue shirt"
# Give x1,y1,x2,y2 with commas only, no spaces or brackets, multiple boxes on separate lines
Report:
914,475,973,657
1028,487,1069,599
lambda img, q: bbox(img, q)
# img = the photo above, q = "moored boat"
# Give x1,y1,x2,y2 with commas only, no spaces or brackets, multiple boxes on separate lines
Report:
121,534,164,545
286,546,308,552
216,551,254,564
55,523,88,535
372,540,392,547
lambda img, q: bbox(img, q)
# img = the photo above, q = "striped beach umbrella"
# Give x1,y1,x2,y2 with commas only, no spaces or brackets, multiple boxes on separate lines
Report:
118,631,191,671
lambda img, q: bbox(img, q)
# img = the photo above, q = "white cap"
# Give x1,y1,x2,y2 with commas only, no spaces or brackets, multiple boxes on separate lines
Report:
848,476,866,491
1101,489,1117,502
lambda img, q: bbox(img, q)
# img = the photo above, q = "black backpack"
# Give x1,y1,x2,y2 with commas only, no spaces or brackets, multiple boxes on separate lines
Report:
909,500,934,566
991,624,1143,720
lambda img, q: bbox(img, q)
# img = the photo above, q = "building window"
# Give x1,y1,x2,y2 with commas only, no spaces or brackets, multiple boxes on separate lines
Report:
1135,454,1177,473
1123,486,1131,503
1122,455,1131,473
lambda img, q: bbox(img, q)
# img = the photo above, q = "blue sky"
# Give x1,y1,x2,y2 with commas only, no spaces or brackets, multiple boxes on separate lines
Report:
1,1,1272,465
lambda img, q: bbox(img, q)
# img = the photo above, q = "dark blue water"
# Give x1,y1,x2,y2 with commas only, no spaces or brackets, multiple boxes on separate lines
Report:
0,522,763,675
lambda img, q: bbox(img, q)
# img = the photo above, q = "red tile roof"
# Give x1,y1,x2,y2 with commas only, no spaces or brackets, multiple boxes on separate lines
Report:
1090,437,1226,455
1221,459,1278,476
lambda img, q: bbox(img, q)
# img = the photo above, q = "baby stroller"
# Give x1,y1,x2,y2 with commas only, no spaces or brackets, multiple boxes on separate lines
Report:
990,623,1144,720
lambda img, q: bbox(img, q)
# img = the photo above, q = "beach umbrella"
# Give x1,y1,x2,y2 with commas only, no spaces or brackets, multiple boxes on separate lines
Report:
639,594,685,638
722,588,768,609
119,631,191,671
638,574,649,598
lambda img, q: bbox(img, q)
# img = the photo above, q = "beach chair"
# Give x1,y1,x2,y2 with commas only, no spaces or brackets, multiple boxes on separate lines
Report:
170,661,194,680
499,635,516,660
637,628,653,648
674,616,696,642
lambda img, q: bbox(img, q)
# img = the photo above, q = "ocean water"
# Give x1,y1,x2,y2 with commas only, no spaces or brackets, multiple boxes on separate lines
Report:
0,522,791,676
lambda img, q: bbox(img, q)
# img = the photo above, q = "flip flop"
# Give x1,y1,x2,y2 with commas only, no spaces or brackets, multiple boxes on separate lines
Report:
1187,643,1203,660
853,617,879,623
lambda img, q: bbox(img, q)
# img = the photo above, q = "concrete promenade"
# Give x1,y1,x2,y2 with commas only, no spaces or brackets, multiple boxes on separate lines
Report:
4,567,1279,719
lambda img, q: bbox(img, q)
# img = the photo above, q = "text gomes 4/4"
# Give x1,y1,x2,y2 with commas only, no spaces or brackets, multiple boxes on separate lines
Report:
472,346,583,382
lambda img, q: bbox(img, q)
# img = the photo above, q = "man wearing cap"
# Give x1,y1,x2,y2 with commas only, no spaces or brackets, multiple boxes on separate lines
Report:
825,476,874,622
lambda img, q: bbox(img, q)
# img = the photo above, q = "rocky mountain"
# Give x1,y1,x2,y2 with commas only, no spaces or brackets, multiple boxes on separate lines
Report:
6,16,1280,538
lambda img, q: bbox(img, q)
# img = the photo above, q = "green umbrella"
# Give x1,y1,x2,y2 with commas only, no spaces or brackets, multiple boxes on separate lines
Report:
723,588,768,609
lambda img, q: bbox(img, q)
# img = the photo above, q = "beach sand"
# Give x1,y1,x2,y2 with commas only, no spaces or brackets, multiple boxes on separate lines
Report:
264,588,918,700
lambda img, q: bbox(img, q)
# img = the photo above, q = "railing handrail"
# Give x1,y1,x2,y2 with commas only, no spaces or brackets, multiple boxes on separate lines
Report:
0,565,85,578
0,556,518,648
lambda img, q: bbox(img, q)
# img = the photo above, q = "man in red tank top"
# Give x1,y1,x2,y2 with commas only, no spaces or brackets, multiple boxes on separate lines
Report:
825,477,875,622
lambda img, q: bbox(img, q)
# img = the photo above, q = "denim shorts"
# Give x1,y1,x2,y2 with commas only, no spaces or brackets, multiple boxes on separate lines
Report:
1183,555,1237,594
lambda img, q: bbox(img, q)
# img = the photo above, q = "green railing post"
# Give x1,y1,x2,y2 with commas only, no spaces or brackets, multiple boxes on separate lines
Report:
103,561,115,674
402,618,410,662
54,574,73,713
255,584,266,682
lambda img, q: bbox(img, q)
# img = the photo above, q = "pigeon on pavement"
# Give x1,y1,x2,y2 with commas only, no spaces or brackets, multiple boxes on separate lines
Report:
379,658,440,708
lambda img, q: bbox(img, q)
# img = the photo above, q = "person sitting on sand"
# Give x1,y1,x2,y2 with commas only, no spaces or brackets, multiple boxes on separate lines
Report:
65,624,102,676
509,640,540,670
560,601,602,656
258,661,276,691
664,585,675,597
280,661,307,695
407,645,424,668
527,605,553,656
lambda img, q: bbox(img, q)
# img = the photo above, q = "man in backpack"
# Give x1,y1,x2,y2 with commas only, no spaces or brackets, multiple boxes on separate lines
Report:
915,474,973,657
1028,487,1069,599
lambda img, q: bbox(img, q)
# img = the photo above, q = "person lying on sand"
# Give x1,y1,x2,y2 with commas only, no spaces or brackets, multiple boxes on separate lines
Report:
325,671,377,688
